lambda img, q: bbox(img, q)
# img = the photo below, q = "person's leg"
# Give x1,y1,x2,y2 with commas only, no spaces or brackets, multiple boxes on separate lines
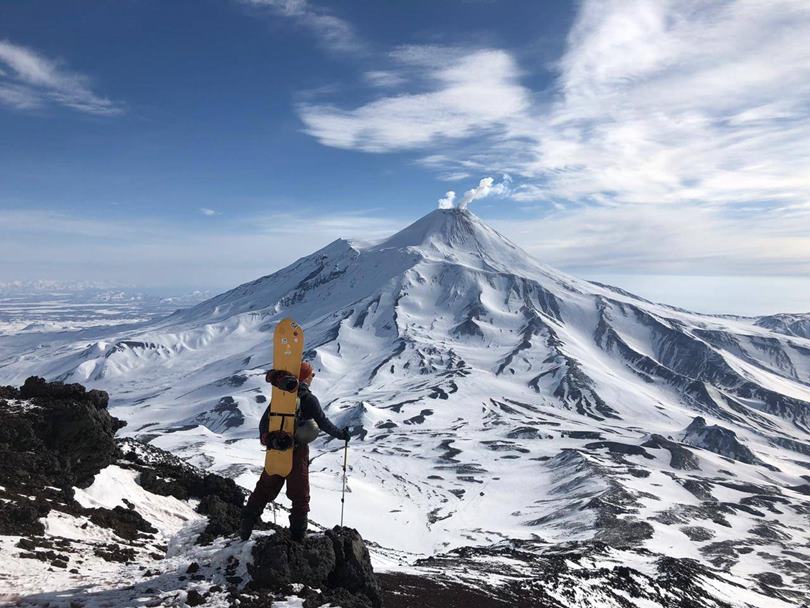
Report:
285,445,310,540
240,470,284,540
246,470,285,512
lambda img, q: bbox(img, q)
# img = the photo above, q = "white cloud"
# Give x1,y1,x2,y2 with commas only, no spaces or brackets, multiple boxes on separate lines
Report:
295,2,810,208
458,177,494,209
200,208,220,216
297,47,530,152
363,70,405,88
437,171,472,182
0,81,40,110
240,0,360,53
517,0,810,207
460,176,512,209
459,175,513,209
0,40,123,115
437,176,512,209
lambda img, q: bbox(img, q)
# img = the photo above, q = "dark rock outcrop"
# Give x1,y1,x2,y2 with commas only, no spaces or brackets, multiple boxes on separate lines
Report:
88,505,157,541
0,499,48,536
756,313,810,339
189,395,246,433
642,434,700,470
680,416,763,465
0,377,247,548
0,377,162,551
118,438,248,544
249,526,382,608
1,376,125,489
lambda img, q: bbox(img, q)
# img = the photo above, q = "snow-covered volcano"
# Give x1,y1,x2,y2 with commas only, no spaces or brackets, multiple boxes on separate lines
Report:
2,208,809,604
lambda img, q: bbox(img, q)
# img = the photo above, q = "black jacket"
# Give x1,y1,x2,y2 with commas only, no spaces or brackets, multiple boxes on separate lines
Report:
259,383,342,439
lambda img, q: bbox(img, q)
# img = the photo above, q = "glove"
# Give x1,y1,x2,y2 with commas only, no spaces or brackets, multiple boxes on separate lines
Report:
260,432,269,446
265,369,299,392
339,427,351,442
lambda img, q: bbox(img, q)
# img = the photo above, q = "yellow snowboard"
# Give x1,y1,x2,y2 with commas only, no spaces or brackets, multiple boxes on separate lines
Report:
264,318,304,477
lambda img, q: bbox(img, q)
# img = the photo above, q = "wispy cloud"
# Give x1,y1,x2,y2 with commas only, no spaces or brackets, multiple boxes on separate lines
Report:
200,208,220,216
516,0,810,208
296,2,810,209
240,0,361,53
0,40,123,116
436,171,472,183
298,47,530,152
363,70,406,88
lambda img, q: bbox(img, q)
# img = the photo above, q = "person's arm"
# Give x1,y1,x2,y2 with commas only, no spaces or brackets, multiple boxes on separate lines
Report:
258,406,269,445
302,391,347,440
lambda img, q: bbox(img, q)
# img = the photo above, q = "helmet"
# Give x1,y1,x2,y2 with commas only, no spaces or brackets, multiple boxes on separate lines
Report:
299,361,314,381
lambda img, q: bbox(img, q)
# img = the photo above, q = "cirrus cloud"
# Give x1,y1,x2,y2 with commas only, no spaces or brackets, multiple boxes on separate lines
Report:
0,40,123,116
519,0,810,208
298,47,530,152
239,0,361,54
295,1,810,213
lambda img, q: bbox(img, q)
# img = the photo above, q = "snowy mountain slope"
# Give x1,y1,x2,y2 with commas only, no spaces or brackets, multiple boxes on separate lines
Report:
1,208,809,604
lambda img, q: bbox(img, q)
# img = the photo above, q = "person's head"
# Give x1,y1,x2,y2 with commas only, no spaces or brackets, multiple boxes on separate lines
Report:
299,361,315,384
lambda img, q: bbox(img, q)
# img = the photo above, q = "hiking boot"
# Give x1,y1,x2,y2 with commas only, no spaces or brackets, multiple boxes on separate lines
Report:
239,507,260,541
289,515,308,542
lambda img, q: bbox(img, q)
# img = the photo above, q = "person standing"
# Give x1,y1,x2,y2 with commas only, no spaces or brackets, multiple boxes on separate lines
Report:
240,362,350,541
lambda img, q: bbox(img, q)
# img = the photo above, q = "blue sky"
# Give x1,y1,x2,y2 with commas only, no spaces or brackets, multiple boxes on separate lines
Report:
1,1,810,314
0,0,571,221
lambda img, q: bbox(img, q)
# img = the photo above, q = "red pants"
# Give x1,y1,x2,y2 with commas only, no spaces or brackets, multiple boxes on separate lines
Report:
245,445,310,518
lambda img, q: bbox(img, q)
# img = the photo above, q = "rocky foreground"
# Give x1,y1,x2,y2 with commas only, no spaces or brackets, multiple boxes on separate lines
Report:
0,378,381,608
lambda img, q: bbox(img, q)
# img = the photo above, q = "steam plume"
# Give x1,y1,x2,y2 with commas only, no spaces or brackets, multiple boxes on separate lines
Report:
438,176,510,209
437,191,456,209
458,177,495,209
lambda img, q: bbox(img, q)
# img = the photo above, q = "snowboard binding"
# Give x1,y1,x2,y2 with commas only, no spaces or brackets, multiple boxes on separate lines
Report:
266,431,294,451
266,369,299,392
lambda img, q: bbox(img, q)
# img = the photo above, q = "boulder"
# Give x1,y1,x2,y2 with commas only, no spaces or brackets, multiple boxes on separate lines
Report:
249,526,382,608
196,495,242,545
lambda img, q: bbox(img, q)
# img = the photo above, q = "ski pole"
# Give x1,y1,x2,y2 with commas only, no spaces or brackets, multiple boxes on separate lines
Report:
340,438,348,527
